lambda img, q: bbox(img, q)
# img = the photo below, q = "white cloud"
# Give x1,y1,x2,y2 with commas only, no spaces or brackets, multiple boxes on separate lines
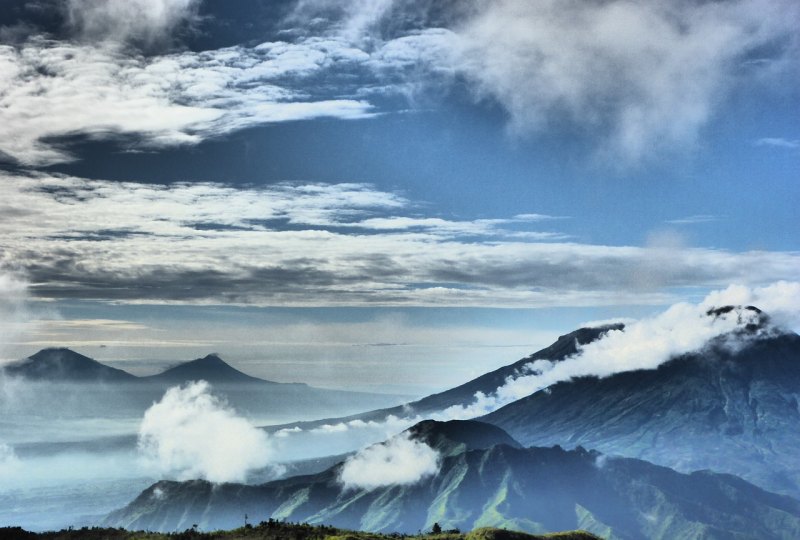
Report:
701,281,800,329
755,137,800,149
452,0,799,163
4,1,793,166
338,431,440,490
137,380,273,483
665,215,721,225
441,283,799,419
0,37,373,166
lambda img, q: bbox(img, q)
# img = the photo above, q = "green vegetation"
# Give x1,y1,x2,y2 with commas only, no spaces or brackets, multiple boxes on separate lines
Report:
0,523,601,540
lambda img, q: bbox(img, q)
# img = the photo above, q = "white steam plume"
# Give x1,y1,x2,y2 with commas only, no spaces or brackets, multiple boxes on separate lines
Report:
442,282,800,419
338,431,440,491
138,380,273,483
0,272,31,360
0,443,21,478
702,281,800,330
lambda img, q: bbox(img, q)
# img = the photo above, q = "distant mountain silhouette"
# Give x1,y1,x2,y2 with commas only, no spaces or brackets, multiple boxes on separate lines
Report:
142,353,280,385
2,348,137,382
107,420,800,539
2,348,407,425
3,349,280,386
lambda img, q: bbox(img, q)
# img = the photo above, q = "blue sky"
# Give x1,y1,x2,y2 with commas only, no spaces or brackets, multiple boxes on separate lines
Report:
0,0,798,393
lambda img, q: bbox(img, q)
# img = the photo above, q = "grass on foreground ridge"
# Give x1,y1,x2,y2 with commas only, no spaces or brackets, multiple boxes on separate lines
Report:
0,521,601,540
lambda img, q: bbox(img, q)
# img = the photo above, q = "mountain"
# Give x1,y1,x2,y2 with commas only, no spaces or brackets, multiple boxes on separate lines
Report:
2,348,137,382
408,419,522,455
269,325,621,431
142,353,280,385
106,420,800,539
2,349,278,386
480,327,800,499
408,324,622,413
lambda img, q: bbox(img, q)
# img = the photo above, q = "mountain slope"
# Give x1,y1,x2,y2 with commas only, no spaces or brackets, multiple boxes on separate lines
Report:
2,348,137,382
105,420,800,539
481,331,800,498
269,325,621,431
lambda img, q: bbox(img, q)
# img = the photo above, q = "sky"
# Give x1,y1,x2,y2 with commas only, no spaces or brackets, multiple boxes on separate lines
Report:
0,0,798,394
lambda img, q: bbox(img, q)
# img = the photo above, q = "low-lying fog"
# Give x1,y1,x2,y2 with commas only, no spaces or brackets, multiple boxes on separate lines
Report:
0,377,409,531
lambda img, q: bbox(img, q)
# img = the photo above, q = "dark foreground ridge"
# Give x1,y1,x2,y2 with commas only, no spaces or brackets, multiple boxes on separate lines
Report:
0,524,600,540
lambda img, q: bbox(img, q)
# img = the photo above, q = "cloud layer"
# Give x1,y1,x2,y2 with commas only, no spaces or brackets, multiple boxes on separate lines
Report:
1,0,796,165
338,431,440,490
138,381,273,482
1,172,799,308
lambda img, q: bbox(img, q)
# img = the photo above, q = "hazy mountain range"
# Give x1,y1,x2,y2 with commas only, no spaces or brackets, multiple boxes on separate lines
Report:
5,305,800,538
1,348,407,424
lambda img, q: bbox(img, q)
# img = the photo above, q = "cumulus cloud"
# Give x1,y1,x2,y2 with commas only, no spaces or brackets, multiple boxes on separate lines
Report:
66,0,200,46
441,283,799,418
1,172,799,308
138,381,273,483
338,431,440,490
